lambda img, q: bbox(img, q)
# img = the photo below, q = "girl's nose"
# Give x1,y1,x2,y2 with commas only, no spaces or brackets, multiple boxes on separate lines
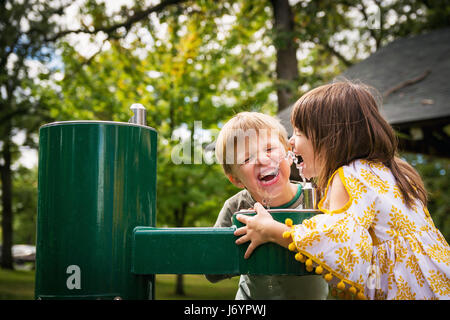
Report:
288,135,294,146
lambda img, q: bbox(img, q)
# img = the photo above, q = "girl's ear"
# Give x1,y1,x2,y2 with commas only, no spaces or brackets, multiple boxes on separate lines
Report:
226,173,245,189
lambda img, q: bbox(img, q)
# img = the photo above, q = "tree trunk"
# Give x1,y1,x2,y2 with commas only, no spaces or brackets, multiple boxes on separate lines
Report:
1,129,13,270
174,203,187,295
270,0,300,112
175,274,185,296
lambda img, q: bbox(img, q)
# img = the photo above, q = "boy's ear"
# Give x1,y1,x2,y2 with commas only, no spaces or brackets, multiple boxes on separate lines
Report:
226,173,245,189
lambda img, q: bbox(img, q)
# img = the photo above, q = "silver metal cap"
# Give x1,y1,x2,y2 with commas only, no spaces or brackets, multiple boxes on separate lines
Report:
129,103,147,126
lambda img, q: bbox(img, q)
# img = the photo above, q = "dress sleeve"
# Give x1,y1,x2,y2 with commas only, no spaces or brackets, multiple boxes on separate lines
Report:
286,167,376,299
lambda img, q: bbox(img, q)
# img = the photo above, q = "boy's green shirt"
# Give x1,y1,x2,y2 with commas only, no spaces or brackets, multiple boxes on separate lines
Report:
206,183,329,300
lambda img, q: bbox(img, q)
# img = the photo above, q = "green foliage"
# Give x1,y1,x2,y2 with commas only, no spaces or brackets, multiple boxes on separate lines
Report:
12,166,38,245
401,153,450,242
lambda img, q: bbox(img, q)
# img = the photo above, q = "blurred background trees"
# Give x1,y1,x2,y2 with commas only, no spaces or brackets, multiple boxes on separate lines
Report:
1,0,449,294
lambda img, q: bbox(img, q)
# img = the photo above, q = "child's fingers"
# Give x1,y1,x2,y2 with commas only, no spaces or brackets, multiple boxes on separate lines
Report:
254,202,264,210
254,202,270,216
244,242,257,259
234,226,247,237
235,214,249,225
254,202,266,212
235,234,249,245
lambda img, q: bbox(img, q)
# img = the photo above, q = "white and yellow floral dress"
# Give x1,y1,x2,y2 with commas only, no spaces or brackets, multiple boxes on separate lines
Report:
286,159,450,300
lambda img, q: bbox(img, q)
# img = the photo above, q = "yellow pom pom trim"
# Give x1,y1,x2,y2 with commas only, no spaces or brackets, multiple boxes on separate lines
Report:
356,291,366,300
288,242,296,251
282,231,291,239
294,252,306,263
315,265,323,275
349,286,357,295
288,249,365,299
285,218,293,227
305,259,313,268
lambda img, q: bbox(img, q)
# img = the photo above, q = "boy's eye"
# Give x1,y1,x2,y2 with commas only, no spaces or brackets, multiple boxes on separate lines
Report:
242,155,253,164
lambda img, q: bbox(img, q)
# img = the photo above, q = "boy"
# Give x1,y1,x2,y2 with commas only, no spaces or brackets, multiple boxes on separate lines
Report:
205,112,328,300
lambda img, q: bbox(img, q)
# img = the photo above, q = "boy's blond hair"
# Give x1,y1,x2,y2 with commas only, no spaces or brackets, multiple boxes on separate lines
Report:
215,112,290,176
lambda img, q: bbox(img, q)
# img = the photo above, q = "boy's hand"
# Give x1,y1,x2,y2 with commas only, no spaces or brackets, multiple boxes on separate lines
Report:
234,202,289,259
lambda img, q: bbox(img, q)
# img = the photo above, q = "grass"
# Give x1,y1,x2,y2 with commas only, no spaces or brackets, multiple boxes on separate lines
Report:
0,268,36,300
155,275,239,300
0,268,240,300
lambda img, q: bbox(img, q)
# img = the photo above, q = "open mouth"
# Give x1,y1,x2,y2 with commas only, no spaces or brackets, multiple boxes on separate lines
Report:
258,167,280,183
293,153,303,164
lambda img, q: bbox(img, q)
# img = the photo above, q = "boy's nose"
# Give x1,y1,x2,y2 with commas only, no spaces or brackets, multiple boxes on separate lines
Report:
256,152,273,165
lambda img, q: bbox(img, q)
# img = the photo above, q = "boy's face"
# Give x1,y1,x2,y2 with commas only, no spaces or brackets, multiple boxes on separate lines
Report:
227,132,292,204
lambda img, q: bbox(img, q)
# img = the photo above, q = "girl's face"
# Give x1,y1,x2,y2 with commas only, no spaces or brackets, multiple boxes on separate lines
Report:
289,128,321,179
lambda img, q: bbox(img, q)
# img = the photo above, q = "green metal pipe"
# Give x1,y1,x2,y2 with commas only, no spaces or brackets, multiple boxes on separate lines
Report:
132,209,319,276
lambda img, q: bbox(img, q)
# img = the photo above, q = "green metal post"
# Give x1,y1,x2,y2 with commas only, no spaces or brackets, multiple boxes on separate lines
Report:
35,121,157,299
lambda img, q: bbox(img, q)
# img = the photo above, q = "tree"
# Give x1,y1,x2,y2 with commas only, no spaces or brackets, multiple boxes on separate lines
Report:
0,0,68,269
270,0,299,112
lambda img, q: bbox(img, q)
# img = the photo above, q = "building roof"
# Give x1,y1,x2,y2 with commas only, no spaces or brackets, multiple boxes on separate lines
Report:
278,27,450,135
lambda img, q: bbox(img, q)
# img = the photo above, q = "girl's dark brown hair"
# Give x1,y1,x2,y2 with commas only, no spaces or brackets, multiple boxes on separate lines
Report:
290,80,427,208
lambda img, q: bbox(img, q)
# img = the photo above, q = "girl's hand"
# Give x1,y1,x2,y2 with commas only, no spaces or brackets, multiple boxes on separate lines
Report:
234,202,290,259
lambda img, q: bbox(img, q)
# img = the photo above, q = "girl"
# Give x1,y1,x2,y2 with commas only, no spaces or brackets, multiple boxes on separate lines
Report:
234,81,450,300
